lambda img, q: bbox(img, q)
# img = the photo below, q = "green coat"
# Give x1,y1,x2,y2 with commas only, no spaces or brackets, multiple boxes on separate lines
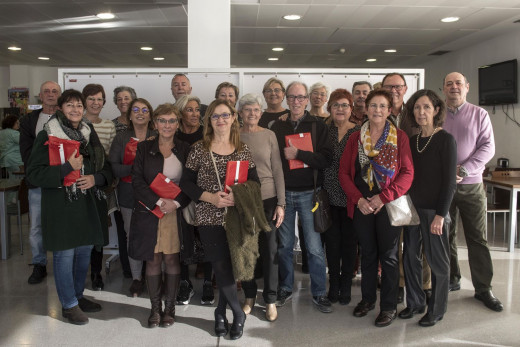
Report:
27,131,113,251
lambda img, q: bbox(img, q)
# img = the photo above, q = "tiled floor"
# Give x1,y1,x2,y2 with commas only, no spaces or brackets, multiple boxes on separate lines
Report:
0,214,519,346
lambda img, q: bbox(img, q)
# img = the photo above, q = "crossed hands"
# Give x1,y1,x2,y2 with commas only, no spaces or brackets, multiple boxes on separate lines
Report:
358,195,384,215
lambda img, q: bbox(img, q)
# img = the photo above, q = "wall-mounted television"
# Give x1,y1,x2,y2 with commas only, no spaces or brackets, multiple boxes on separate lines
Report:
478,59,517,106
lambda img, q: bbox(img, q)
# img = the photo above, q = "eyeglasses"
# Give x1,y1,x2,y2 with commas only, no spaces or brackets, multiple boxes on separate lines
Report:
132,107,149,114
185,107,200,113
311,91,327,98
87,97,104,103
368,103,389,110
156,118,178,124
211,113,232,120
331,103,350,109
383,84,405,91
286,95,308,102
263,88,283,94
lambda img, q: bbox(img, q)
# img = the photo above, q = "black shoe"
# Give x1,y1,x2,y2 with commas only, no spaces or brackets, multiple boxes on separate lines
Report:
327,289,339,304
375,310,397,327
397,287,404,303
424,289,432,305
339,294,351,306
214,312,229,337
474,291,503,312
28,264,47,284
176,280,195,305
398,306,425,319
91,273,104,291
201,280,215,305
353,300,375,317
419,313,443,327
229,313,246,340
129,279,144,297
313,295,333,313
78,297,102,312
275,289,292,307
449,280,460,292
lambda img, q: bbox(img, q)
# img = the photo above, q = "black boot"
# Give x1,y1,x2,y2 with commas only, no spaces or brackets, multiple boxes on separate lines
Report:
146,274,162,328
162,274,180,327
339,273,352,305
327,277,340,303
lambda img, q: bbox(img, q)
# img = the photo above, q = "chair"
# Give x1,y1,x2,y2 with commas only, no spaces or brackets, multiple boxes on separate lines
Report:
6,178,29,255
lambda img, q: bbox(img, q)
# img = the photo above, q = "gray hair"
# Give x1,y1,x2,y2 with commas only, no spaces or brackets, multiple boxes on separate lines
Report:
113,86,137,105
352,81,373,92
174,95,201,112
238,93,263,112
310,82,331,98
286,81,309,96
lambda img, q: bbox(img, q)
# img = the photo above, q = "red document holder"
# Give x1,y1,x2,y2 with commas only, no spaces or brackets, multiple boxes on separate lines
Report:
139,201,164,219
45,135,81,186
141,173,181,219
121,137,139,183
224,160,249,193
285,132,313,170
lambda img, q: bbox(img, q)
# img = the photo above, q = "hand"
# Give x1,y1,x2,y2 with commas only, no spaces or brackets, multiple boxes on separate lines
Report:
212,191,235,208
76,175,95,189
456,175,463,183
159,199,178,214
284,139,298,160
278,113,289,121
224,185,235,203
68,149,83,170
367,195,384,214
273,206,285,228
430,215,444,235
357,197,374,215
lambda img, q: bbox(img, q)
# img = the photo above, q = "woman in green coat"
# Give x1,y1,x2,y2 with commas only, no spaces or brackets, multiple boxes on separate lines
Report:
27,89,112,325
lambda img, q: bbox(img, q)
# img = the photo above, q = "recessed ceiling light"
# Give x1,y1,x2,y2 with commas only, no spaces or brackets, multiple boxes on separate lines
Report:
268,57,279,61
153,57,164,61
283,14,301,21
8,46,21,51
96,13,115,20
441,16,459,23
141,46,153,51
384,49,397,53
366,58,377,62
38,57,50,60
272,47,284,52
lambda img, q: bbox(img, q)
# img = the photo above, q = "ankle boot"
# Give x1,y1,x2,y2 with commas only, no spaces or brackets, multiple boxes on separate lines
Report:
146,274,163,328
328,276,340,303
339,273,352,305
242,297,256,315
162,274,180,327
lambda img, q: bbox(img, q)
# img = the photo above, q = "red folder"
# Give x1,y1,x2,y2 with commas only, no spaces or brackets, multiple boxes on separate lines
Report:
224,161,249,193
140,173,181,218
45,135,81,186
285,132,313,170
121,137,139,183
139,201,164,219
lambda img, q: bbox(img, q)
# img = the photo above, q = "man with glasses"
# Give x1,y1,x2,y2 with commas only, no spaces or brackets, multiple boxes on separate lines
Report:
351,81,373,125
171,74,207,118
271,81,333,313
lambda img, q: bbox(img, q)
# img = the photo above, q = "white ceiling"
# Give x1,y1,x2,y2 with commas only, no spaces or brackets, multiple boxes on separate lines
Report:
1,0,520,68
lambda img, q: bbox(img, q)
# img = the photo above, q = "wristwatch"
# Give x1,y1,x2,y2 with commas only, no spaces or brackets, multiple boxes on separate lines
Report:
277,204,286,210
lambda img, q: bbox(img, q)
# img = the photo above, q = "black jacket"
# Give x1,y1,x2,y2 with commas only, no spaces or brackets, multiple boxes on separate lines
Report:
271,111,332,191
128,137,194,262
19,109,42,188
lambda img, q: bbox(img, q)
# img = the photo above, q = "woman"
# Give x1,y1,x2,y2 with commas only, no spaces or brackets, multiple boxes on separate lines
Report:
82,84,116,291
215,82,239,107
309,82,330,121
27,89,112,325
399,89,456,327
109,98,155,297
111,86,137,133
0,115,23,175
129,103,192,328
238,93,285,322
338,89,413,327
259,77,289,129
322,89,360,305
180,99,259,340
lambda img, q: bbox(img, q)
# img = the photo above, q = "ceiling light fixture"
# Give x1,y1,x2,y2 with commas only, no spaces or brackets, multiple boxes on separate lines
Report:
272,47,284,52
283,14,301,21
8,46,21,51
366,58,377,62
38,57,50,60
96,13,115,20
441,16,459,23
268,57,279,61
384,49,397,53
153,57,164,61
141,46,153,51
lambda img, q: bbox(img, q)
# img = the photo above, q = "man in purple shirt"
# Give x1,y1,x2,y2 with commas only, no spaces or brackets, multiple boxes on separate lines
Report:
442,72,503,312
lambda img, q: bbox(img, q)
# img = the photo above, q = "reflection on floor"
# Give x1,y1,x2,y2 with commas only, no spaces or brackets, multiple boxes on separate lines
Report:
0,215,518,346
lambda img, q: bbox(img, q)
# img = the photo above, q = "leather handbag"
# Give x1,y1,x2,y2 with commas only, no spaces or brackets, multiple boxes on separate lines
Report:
182,201,196,225
310,121,332,233
385,194,420,227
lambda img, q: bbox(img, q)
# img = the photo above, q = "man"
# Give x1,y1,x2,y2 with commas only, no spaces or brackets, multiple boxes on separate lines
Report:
350,81,372,125
271,81,333,313
442,72,503,312
170,73,207,117
382,73,415,136
19,81,61,284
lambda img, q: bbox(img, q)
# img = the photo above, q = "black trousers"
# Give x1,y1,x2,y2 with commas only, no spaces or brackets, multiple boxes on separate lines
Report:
403,208,450,316
354,207,401,311
242,197,279,304
114,210,131,276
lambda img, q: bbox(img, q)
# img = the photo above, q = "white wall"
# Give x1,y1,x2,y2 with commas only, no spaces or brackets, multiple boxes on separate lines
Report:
420,29,520,169
2,65,59,106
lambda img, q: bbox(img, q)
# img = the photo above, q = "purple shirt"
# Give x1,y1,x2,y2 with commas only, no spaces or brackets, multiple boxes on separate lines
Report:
443,102,495,184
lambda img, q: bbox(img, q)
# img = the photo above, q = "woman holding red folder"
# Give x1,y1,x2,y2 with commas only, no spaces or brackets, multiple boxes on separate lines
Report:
129,103,192,328
27,89,113,325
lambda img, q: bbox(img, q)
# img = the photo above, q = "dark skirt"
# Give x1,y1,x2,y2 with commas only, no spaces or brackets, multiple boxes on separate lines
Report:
198,225,231,262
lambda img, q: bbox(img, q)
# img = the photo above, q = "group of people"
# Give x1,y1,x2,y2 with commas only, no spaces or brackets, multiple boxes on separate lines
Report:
14,70,503,339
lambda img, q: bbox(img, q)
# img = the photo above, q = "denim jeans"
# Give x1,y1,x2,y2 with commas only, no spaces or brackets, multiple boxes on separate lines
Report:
278,190,327,297
53,245,93,309
28,188,46,265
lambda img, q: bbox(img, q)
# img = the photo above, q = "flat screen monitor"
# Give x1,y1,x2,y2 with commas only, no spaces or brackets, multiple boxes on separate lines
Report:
478,59,517,106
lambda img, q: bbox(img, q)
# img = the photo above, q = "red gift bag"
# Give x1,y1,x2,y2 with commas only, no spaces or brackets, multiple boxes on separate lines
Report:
285,132,313,170
121,137,139,183
224,160,249,193
45,135,81,186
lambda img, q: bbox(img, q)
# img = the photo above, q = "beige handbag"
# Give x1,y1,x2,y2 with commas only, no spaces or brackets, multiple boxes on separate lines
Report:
385,194,420,227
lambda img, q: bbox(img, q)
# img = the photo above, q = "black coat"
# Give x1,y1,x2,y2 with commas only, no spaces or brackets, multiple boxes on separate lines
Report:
19,109,42,188
128,137,194,262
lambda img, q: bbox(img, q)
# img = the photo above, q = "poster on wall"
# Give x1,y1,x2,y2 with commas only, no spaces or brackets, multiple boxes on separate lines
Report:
8,87,29,116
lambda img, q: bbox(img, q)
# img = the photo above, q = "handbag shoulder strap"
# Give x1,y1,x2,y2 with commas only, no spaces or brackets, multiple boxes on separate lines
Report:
209,150,223,191
311,121,317,194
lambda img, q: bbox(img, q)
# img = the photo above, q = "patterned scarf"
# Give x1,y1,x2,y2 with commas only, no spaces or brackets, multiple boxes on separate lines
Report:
357,120,398,191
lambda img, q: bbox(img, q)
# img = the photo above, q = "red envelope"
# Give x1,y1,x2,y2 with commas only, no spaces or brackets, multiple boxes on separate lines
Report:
224,161,249,193
150,173,181,199
45,135,81,186
285,132,313,170
121,137,139,183
139,201,164,219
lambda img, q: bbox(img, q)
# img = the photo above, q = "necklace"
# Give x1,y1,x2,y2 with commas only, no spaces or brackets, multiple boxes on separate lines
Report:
416,127,439,153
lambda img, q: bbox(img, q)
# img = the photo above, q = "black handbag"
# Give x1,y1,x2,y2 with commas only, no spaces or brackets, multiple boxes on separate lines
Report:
311,121,332,233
